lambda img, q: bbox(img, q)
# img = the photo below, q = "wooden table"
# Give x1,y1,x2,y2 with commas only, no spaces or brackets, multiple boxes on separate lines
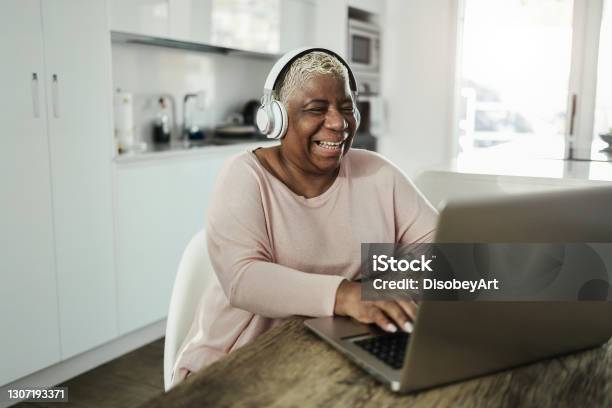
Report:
142,318,612,407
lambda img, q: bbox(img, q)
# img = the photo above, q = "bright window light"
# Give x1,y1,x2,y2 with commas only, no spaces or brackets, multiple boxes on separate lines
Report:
592,0,612,158
458,0,574,159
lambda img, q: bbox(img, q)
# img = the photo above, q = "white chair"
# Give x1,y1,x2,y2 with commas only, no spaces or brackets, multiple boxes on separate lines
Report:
163,229,213,391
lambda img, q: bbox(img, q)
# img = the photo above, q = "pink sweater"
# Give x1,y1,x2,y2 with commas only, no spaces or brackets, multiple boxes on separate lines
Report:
171,148,438,387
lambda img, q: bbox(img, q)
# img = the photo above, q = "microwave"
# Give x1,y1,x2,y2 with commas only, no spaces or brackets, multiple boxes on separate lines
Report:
347,19,380,74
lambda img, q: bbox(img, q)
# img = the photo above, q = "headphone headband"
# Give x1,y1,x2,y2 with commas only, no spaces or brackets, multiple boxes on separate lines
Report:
263,47,358,94
257,47,361,139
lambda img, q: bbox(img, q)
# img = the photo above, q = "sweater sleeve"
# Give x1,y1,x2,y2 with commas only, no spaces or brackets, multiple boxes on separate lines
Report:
205,155,345,319
391,165,438,244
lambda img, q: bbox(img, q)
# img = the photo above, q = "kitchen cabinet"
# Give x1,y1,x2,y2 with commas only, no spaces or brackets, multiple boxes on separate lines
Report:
280,0,316,53
0,0,61,385
168,0,213,44
41,0,117,360
108,0,169,38
208,0,281,53
113,154,226,334
1,0,116,385
187,0,316,53
110,0,319,55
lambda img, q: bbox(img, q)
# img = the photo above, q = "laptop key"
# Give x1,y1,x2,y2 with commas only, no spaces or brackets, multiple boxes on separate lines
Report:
354,332,410,370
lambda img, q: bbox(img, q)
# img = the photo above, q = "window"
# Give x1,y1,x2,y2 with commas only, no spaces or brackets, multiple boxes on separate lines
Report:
456,0,609,162
592,0,612,159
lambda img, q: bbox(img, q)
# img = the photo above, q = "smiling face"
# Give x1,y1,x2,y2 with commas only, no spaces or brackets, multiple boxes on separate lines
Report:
281,73,357,175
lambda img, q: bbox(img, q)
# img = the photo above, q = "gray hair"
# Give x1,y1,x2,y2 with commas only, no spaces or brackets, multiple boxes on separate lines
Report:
274,51,350,105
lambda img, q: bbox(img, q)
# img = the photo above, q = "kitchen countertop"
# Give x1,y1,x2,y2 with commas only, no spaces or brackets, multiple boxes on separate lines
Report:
113,138,278,164
114,140,612,184
427,152,612,183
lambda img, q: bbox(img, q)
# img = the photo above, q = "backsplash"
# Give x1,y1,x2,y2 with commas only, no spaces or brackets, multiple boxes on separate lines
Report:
111,42,274,146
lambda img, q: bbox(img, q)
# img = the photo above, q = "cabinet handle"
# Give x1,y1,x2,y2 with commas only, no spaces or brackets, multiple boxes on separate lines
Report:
52,74,60,118
31,72,40,118
569,94,577,136
568,94,577,159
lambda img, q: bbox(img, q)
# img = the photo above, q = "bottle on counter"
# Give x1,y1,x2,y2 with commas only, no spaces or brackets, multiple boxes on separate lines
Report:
114,88,135,153
153,97,171,144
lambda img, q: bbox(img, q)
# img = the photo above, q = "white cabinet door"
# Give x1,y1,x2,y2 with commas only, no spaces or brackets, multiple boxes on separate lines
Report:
0,0,61,385
108,0,169,37
280,0,316,53
114,156,225,334
209,0,280,53
169,0,213,43
41,0,117,359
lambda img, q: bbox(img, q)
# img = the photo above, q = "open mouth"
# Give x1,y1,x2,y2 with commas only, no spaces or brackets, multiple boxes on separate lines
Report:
314,140,344,151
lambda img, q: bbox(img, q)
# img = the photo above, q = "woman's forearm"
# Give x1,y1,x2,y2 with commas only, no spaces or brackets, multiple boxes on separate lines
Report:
225,260,346,319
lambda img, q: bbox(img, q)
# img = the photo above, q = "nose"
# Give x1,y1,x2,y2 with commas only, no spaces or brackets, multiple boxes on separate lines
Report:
324,107,348,133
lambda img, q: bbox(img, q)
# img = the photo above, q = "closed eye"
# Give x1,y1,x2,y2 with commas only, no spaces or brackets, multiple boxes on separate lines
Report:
306,108,326,114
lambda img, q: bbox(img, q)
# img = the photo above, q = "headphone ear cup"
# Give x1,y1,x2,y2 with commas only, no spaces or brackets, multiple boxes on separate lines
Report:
354,107,361,132
269,100,288,139
256,106,271,135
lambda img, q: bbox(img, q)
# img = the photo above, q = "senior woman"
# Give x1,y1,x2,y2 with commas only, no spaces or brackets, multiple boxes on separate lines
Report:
171,49,438,387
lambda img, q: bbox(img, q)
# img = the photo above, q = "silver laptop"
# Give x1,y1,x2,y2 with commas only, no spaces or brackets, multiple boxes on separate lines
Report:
305,185,612,393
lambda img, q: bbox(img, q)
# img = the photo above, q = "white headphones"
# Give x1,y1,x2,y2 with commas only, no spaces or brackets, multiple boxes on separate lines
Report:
256,47,361,140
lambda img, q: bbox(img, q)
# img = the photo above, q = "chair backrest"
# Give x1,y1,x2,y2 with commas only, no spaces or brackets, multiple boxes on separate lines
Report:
163,230,212,391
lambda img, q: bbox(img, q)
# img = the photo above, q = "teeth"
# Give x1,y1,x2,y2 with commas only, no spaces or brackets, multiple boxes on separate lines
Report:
318,141,342,148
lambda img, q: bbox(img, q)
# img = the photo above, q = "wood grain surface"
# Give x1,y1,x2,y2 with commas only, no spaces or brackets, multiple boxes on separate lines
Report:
141,318,612,408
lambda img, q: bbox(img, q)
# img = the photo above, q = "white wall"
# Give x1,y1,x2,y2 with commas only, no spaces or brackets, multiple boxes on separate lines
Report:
379,0,459,177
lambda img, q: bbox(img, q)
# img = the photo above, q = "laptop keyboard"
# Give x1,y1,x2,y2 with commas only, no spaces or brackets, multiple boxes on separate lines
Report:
353,332,410,370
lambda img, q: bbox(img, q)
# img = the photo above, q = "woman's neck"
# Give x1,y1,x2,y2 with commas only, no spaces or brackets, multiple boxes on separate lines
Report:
276,148,339,199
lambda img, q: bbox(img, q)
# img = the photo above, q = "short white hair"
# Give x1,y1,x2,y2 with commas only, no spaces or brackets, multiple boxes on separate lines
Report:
274,51,350,105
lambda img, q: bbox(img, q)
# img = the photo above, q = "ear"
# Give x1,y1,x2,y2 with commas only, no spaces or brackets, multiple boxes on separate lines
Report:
354,106,361,131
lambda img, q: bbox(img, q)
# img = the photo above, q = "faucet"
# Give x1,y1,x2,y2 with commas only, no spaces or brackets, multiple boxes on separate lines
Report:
158,93,178,140
182,91,206,140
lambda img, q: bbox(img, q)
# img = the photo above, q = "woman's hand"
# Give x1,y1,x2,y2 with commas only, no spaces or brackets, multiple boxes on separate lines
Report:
334,280,417,333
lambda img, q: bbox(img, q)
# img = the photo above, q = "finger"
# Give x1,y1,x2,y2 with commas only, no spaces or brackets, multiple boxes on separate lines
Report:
397,299,418,322
375,301,411,333
370,308,397,333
